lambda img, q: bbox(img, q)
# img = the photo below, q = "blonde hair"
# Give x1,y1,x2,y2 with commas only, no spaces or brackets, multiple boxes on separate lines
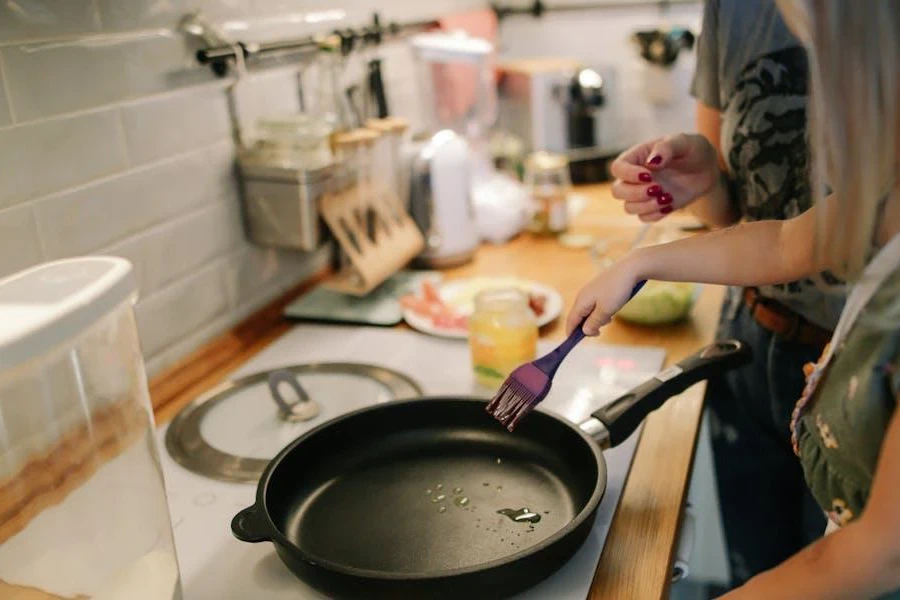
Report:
776,0,899,280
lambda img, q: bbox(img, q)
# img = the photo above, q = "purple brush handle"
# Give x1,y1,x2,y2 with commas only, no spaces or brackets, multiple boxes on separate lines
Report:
534,280,646,378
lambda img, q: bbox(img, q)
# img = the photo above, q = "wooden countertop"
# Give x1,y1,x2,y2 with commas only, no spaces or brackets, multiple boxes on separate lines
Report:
150,183,724,600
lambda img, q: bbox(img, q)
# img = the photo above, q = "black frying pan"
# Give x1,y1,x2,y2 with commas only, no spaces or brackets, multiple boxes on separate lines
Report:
232,340,751,599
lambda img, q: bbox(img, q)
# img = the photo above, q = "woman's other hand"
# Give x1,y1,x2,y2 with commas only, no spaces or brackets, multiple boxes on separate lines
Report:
610,133,721,222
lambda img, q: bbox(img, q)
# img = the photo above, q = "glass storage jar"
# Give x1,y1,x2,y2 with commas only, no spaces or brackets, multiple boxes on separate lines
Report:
468,288,538,389
524,151,571,235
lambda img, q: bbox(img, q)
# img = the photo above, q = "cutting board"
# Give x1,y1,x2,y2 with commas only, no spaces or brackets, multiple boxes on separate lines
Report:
284,270,437,326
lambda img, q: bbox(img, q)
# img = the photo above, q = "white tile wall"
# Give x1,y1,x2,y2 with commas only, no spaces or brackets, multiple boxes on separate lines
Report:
0,204,43,277
0,63,12,127
0,110,128,209
135,260,233,358
1,37,216,122
0,1,482,376
102,199,245,296
120,85,232,166
33,140,236,259
0,0,101,44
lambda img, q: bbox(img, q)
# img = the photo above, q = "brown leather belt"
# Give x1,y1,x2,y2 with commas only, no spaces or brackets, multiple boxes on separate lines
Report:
743,287,832,348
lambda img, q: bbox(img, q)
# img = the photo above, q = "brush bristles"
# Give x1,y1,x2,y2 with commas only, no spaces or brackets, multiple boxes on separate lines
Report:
485,379,540,431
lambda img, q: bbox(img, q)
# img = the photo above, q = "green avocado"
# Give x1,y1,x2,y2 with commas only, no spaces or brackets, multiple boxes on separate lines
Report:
616,281,696,325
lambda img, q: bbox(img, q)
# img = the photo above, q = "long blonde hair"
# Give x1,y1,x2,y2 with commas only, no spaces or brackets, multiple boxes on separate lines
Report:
776,0,899,281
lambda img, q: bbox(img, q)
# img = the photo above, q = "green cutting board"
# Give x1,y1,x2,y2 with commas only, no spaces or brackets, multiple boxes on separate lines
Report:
284,271,439,327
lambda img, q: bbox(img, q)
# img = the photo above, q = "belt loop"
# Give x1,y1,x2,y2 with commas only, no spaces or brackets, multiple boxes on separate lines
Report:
784,314,802,342
747,287,761,315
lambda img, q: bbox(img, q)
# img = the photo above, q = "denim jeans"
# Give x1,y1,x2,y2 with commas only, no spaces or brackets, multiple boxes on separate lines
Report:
705,288,827,588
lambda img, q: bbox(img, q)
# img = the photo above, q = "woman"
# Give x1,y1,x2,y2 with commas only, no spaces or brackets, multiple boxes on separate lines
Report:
573,1,900,597
610,0,840,587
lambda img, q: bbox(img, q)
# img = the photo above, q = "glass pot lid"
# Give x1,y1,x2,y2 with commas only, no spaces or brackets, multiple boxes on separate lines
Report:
165,363,422,483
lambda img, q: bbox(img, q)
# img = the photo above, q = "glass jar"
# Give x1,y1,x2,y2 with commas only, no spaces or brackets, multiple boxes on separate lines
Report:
524,151,571,235
246,115,333,171
469,288,538,389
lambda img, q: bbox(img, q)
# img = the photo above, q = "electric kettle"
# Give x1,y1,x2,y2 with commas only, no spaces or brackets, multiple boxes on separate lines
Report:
407,129,479,268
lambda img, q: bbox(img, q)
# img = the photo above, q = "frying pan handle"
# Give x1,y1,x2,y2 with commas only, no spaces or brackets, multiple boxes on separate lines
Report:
590,339,752,448
231,504,271,544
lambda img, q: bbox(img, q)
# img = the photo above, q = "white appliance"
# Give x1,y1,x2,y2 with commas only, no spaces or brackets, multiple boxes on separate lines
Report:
407,129,480,267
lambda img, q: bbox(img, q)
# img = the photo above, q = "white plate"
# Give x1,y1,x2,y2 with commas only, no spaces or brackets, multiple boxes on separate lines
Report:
401,276,564,339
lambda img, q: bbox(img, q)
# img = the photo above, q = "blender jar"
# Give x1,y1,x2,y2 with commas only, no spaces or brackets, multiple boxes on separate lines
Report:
0,257,182,600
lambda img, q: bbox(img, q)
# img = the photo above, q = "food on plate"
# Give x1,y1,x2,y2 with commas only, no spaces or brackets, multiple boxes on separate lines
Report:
527,293,547,317
400,281,469,330
616,281,696,325
400,278,551,331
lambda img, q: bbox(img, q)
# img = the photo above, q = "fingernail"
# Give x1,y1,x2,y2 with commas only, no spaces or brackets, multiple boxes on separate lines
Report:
647,185,663,197
638,172,652,183
647,155,662,166
658,193,673,205
660,205,674,214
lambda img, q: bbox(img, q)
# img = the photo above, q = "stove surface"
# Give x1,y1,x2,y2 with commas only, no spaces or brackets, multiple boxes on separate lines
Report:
157,325,665,599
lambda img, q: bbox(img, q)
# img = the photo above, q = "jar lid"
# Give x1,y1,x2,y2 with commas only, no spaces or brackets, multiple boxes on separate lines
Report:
0,257,136,374
365,117,410,135
333,128,380,148
525,151,568,171
165,363,422,482
256,114,332,144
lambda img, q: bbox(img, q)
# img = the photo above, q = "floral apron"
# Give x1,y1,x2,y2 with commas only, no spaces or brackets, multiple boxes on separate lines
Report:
790,234,900,534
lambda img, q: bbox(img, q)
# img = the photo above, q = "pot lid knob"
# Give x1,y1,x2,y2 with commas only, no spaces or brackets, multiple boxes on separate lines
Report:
267,369,320,422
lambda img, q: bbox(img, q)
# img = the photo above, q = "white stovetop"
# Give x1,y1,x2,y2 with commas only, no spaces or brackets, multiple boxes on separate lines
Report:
156,325,665,599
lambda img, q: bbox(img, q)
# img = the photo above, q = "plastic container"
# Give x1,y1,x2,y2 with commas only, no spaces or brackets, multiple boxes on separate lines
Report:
0,257,182,600
468,288,538,389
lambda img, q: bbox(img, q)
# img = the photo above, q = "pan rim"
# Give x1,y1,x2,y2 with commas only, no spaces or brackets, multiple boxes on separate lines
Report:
248,396,608,582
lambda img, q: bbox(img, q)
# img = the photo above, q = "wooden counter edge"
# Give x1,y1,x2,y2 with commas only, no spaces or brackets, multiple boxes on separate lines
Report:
588,283,725,600
588,382,707,599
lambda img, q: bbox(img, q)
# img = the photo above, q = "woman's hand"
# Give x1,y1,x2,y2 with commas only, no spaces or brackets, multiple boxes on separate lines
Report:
610,133,721,222
566,256,642,336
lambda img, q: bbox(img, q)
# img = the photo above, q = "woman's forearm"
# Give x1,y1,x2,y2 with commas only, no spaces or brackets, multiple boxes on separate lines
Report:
722,520,900,600
625,215,816,288
688,170,742,229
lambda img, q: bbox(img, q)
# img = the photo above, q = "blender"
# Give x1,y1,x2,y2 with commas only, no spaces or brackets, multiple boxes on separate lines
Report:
408,31,528,256
405,32,489,267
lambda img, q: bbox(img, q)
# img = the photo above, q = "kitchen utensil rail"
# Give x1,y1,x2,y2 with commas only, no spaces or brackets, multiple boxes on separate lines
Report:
196,14,437,77
491,0,700,20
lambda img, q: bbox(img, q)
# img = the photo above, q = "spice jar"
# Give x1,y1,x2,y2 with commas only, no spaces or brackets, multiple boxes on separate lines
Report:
469,288,538,389
524,151,571,234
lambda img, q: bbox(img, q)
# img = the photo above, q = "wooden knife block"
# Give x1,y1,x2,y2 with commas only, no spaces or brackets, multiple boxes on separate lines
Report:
319,181,424,296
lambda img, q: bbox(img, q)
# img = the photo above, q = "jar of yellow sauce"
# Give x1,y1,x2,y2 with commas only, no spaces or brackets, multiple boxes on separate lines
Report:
469,288,538,389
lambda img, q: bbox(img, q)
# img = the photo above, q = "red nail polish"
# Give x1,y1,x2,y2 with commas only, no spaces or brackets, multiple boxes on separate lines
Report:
647,185,663,197
660,205,674,214
647,155,662,166
638,172,652,183
658,193,673,205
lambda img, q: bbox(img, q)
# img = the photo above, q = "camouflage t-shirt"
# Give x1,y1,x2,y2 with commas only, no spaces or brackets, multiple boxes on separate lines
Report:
690,0,846,330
